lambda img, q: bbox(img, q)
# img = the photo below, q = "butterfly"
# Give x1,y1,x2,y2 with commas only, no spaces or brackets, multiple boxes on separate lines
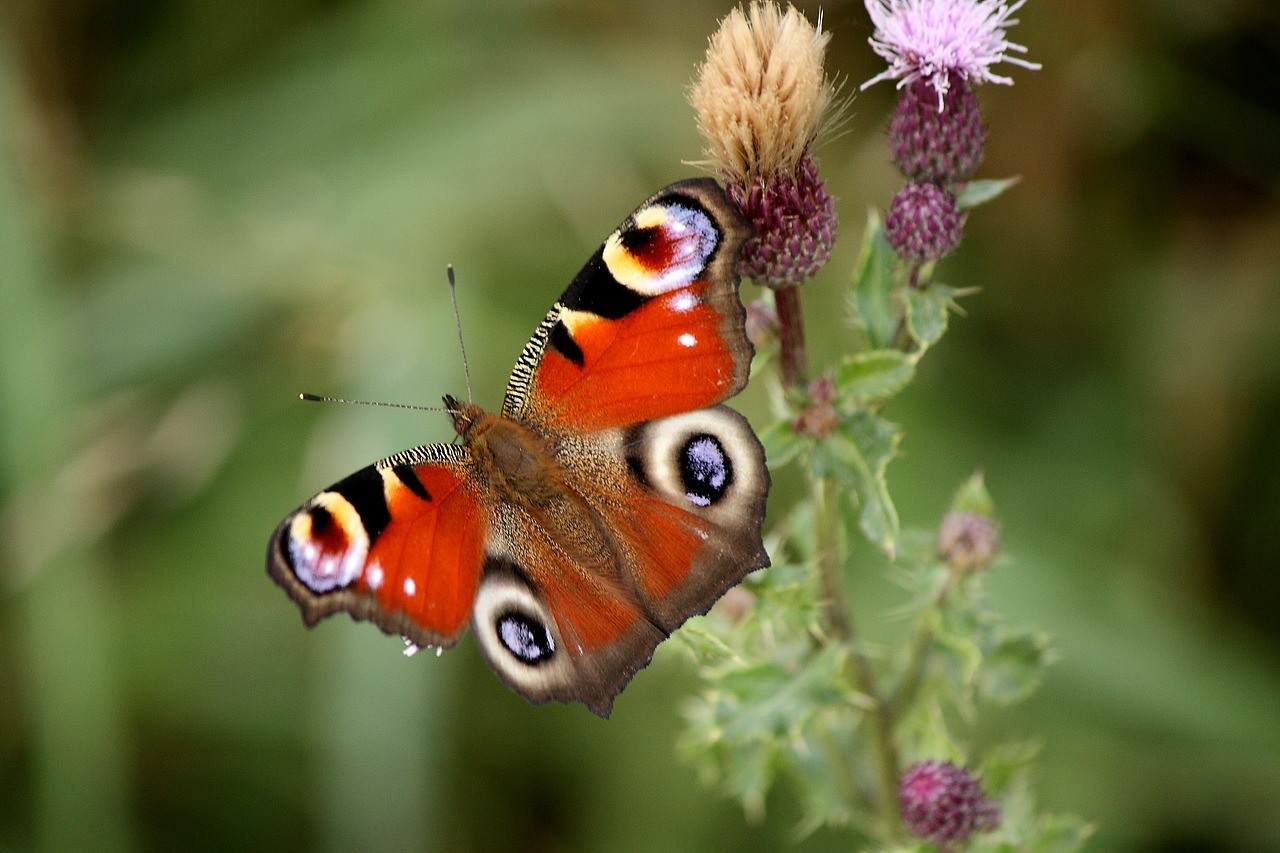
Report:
267,179,770,717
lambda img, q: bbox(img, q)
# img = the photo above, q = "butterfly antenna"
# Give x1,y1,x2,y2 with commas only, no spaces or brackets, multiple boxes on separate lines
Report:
299,393,442,413
447,264,474,403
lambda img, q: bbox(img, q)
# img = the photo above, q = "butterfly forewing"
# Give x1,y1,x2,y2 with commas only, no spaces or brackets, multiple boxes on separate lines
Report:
502,179,753,432
267,446,487,649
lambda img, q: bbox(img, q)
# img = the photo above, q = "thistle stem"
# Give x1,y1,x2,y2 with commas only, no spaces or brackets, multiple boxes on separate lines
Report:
812,473,849,639
774,285,808,388
891,569,959,712
810,473,903,839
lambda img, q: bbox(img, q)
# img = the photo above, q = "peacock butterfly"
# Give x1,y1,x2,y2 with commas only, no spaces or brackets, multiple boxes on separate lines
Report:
267,179,770,717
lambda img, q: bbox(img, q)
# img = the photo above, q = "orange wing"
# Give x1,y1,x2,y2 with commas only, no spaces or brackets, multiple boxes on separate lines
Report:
501,179,753,433
267,445,487,649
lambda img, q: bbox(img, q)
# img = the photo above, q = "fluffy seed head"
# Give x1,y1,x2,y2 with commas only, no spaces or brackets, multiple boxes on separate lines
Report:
690,2,836,182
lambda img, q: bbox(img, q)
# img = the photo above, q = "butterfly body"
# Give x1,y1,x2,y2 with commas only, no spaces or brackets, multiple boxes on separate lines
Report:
269,179,769,716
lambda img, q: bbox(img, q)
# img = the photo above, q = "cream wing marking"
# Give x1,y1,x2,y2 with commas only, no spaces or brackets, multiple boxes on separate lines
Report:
601,202,720,295
471,564,575,701
287,492,369,593
626,406,768,530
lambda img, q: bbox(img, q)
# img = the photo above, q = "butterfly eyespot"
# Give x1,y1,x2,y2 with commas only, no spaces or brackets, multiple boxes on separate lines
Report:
471,566,575,700
496,611,556,664
287,496,369,593
679,433,732,507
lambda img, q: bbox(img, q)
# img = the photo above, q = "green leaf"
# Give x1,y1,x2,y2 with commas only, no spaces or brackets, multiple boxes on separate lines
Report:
978,631,1051,705
676,622,740,664
978,740,1042,796
834,349,916,405
760,418,804,468
956,177,1021,210
832,411,901,553
1025,814,1095,853
849,210,901,349
950,471,995,516
905,284,957,350
714,645,850,740
936,624,984,688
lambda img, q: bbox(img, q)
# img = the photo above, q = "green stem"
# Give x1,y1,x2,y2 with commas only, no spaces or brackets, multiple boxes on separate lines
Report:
891,568,959,713
811,474,849,639
810,473,903,841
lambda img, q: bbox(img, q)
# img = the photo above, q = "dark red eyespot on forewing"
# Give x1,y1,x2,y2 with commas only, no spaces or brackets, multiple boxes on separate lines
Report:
307,505,346,552
620,224,675,270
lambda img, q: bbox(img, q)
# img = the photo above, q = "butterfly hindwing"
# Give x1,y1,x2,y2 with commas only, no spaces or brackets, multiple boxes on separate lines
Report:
466,406,768,716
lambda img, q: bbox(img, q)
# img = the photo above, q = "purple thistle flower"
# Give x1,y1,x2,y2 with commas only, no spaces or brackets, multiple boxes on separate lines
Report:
861,0,1041,111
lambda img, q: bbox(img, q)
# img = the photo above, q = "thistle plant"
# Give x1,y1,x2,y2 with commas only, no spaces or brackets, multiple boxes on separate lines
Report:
679,2,1089,850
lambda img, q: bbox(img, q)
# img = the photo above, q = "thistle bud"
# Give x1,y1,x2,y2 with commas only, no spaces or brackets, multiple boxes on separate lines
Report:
743,298,780,349
889,72,987,184
791,375,839,438
728,157,837,288
884,182,962,262
936,510,1001,573
899,760,1001,846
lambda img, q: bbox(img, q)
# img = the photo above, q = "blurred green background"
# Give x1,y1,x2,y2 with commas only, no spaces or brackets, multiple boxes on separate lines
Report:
2,0,1278,850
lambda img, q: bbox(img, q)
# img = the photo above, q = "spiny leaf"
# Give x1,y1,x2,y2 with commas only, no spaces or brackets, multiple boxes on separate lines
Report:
834,349,915,405
832,411,901,553
905,284,958,350
956,177,1021,210
849,210,900,350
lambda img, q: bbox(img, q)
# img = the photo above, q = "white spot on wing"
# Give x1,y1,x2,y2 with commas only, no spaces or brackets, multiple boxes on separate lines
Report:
671,292,697,312
403,577,417,597
678,333,698,348
366,562,384,590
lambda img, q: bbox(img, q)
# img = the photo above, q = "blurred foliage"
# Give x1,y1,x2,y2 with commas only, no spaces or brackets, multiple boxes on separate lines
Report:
1,0,1278,851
